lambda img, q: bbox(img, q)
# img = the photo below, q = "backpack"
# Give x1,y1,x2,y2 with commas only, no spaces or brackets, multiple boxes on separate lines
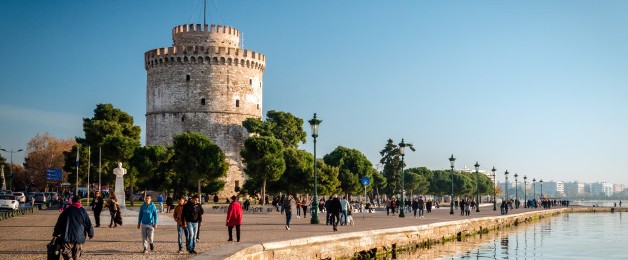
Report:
46,235,62,260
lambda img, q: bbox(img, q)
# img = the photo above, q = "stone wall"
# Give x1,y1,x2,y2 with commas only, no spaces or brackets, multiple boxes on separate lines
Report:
221,207,600,260
145,24,265,197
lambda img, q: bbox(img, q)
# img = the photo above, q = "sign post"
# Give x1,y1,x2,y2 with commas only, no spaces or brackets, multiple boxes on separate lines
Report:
360,176,371,220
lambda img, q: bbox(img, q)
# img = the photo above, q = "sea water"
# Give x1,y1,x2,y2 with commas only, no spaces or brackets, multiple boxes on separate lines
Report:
393,211,627,259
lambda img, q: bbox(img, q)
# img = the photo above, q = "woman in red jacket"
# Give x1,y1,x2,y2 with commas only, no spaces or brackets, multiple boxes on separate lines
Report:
226,195,243,242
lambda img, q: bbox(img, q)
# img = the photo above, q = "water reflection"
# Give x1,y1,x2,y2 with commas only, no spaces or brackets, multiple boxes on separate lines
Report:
388,212,625,259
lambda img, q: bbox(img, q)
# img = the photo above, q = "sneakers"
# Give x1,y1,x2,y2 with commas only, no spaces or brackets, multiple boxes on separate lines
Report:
178,250,184,254
285,225,290,230
190,250,198,255
143,249,148,254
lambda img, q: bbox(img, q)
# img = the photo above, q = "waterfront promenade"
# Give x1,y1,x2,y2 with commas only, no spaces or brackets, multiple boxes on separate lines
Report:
0,204,556,259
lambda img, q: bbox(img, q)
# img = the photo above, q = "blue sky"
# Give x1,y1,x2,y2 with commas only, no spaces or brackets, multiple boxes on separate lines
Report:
1,1,627,185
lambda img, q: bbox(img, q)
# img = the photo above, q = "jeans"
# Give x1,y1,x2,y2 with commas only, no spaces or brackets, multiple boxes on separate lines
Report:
141,224,154,250
158,202,163,213
302,206,307,218
419,209,424,217
177,225,186,250
342,209,348,225
296,206,301,216
285,210,292,227
413,209,417,217
186,222,199,251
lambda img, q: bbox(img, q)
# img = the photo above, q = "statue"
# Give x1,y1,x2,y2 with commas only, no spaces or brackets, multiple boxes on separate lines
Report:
113,162,127,210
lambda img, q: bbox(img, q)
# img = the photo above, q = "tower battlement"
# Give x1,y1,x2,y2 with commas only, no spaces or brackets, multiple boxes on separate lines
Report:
172,24,240,48
144,46,265,71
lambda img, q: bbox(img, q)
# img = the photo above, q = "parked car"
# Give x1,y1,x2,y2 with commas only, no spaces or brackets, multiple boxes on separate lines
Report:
33,193,46,204
12,192,26,203
0,195,19,210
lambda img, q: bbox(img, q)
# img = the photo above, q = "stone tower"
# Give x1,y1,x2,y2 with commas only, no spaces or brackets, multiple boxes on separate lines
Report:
144,24,265,197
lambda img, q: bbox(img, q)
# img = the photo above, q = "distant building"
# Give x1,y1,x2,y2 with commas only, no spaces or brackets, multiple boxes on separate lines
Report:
613,184,624,194
564,181,585,197
590,182,614,197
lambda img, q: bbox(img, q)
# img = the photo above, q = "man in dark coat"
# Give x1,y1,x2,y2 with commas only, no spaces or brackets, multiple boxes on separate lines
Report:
329,194,342,232
53,195,94,259
91,191,104,227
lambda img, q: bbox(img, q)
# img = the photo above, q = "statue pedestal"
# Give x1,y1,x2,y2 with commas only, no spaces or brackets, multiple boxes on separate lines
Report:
115,191,126,210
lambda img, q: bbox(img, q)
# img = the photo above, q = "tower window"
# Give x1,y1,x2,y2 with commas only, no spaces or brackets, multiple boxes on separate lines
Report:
257,104,260,110
201,98,206,105
186,75,191,81
181,115,185,122
249,79,252,85
236,99,240,107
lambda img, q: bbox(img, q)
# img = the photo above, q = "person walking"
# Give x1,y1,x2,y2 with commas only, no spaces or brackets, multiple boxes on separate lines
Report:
295,195,302,218
283,194,294,230
183,195,203,254
418,196,425,218
107,194,119,228
301,196,308,218
52,195,94,260
426,199,432,213
412,198,419,218
329,194,342,231
91,191,104,227
137,195,158,254
226,195,242,242
324,197,332,225
173,196,187,254
166,194,173,213
340,196,349,225
157,194,164,213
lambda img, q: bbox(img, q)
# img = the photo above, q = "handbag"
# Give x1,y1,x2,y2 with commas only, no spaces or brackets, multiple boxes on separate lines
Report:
114,210,123,225
46,236,62,260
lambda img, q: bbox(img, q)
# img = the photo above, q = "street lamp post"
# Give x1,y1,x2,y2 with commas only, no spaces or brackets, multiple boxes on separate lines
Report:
0,148,23,191
474,162,480,212
523,176,528,208
514,173,519,209
492,167,497,211
308,113,322,224
540,179,544,199
399,139,407,218
533,178,536,205
504,170,509,202
449,154,456,215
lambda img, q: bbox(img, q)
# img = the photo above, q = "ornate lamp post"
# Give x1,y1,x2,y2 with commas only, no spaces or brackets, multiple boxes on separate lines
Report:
504,170,509,202
523,175,528,208
449,154,456,215
533,178,536,203
540,179,544,199
308,113,321,224
514,173,519,209
398,139,407,218
474,161,480,212
0,148,23,191
492,167,497,211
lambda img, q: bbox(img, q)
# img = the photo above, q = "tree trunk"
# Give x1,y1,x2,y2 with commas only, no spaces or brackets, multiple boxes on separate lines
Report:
197,180,201,199
261,178,267,206
130,174,134,207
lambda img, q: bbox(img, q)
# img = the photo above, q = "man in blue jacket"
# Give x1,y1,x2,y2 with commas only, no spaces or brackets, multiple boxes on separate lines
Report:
53,195,94,259
137,195,158,253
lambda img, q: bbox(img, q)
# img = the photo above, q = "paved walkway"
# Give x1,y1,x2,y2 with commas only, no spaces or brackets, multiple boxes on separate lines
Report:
0,203,547,259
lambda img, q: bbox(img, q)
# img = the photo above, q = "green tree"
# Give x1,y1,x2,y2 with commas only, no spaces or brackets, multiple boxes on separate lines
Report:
405,167,431,195
316,160,341,196
429,170,452,196
242,110,306,149
173,132,229,197
130,145,172,206
64,104,141,190
379,139,401,196
278,148,313,194
240,136,285,205
323,146,376,198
